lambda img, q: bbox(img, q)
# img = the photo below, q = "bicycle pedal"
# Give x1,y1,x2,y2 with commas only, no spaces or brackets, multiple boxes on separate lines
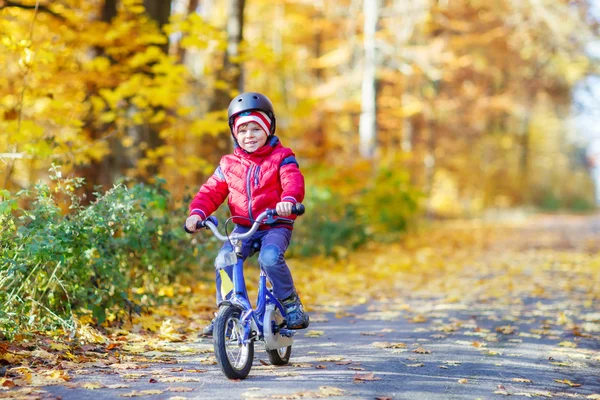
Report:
278,329,295,337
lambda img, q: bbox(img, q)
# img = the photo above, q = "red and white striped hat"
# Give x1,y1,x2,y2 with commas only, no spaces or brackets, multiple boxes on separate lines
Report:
233,111,272,136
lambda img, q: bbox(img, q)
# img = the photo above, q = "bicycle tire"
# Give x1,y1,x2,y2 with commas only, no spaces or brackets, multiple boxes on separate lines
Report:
267,346,291,365
213,305,254,379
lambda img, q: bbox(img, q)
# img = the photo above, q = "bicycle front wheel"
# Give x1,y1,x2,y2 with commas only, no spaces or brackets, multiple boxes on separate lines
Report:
213,305,254,379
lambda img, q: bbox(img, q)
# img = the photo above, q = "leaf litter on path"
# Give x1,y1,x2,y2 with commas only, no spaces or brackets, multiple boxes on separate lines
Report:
3,216,600,396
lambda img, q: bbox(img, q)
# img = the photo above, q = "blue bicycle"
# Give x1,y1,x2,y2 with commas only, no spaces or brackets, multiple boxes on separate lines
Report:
185,204,305,379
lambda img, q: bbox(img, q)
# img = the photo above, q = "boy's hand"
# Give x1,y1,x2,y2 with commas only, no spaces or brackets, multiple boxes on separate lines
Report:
276,201,293,217
186,214,203,232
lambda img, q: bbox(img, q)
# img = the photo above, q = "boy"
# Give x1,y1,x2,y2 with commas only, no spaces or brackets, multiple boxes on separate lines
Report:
185,92,309,336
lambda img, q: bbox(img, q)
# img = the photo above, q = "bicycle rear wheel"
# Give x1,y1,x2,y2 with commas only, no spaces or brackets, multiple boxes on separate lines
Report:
213,305,254,379
267,345,291,365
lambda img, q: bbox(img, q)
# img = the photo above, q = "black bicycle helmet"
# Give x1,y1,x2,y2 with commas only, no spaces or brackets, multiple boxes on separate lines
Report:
227,92,276,136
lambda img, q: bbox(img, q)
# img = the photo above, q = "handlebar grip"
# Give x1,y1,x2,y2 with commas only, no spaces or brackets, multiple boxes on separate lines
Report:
184,216,219,234
292,203,305,216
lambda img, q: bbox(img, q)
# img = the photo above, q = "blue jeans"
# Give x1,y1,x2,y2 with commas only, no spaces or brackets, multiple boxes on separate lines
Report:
214,226,295,304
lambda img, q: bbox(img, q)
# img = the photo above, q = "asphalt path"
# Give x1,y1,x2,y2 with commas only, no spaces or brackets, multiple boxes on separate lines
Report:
35,214,600,399
41,300,600,400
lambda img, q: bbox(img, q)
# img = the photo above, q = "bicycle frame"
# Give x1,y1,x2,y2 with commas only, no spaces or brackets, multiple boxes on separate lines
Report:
198,208,301,345
185,205,305,378
224,252,287,344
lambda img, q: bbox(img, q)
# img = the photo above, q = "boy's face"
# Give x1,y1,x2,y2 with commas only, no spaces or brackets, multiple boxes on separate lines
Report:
236,121,268,153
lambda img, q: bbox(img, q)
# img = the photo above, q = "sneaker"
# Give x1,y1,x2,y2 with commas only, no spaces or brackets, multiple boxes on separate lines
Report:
281,293,309,330
201,318,214,337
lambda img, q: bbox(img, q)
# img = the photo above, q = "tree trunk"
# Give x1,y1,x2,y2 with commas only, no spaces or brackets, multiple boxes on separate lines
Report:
79,0,120,200
359,0,380,159
133,0,172,179
204,0,245,163
177,0,200,62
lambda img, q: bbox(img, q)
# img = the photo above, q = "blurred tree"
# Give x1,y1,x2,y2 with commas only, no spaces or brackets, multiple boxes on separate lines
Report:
358,0,380,159
205,0,246,163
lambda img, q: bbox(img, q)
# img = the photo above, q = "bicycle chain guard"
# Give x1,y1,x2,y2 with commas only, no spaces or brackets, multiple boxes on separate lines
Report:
263,304,294,351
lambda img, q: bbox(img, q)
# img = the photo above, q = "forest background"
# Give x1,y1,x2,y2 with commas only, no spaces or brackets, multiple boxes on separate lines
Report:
1,0,599,339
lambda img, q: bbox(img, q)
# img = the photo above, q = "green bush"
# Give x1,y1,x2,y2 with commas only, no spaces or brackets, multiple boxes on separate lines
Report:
288,164,421,257
288,186,368,257
0,167,218,338
358,166,422,232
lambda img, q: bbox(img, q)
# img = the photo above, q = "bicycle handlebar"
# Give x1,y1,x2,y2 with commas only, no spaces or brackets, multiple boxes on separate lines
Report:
184,204,305,242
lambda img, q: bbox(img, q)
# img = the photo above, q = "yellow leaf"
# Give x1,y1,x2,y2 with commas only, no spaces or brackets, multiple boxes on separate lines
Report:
99,111,116,123
304,330,325,338
78,324,108,344
458,379,468,384
159,319,183,342
409,314,428,323
558,341,577,348
315,356,344,362
82,382,104,390
512,378,532,383
554,379,581,387
49,343,69,351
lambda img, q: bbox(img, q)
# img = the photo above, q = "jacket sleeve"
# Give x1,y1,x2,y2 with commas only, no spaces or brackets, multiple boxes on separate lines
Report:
189,165,229,218
279,154,305,204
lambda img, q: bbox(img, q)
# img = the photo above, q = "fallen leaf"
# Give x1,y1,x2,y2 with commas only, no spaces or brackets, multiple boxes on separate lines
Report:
406,363,424,367
106,384,130,389
458,379,468,384
304,330,325,338
512,378,532,383
318,386,345,396
140,390,164,395
555,379,581,387
292,363,313,368
315,356,344,362
160,376,201,383
371,341,407,349
558,341,577,348
81,382,104,390
412,347,431,354
316,365,327,369
50,343,70,351
495,325,516,334
409,315,428,323
0,378,16,388
169,387,194,392
110,362,144,370
353,372,381,382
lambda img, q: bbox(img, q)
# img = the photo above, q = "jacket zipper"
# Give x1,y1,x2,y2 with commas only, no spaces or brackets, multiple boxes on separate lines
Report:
254,166,260,187
246,164,255,221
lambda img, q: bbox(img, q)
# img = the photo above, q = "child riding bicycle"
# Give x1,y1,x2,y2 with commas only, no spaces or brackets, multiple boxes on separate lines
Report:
185,92,309,336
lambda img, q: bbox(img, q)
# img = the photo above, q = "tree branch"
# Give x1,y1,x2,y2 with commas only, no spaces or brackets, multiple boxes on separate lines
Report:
0,0,66,22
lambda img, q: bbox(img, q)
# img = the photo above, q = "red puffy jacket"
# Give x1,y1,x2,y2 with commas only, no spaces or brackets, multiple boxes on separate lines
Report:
189,137,305,229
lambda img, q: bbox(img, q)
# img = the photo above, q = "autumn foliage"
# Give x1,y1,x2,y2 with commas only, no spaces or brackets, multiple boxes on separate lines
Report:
0,0,598,343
